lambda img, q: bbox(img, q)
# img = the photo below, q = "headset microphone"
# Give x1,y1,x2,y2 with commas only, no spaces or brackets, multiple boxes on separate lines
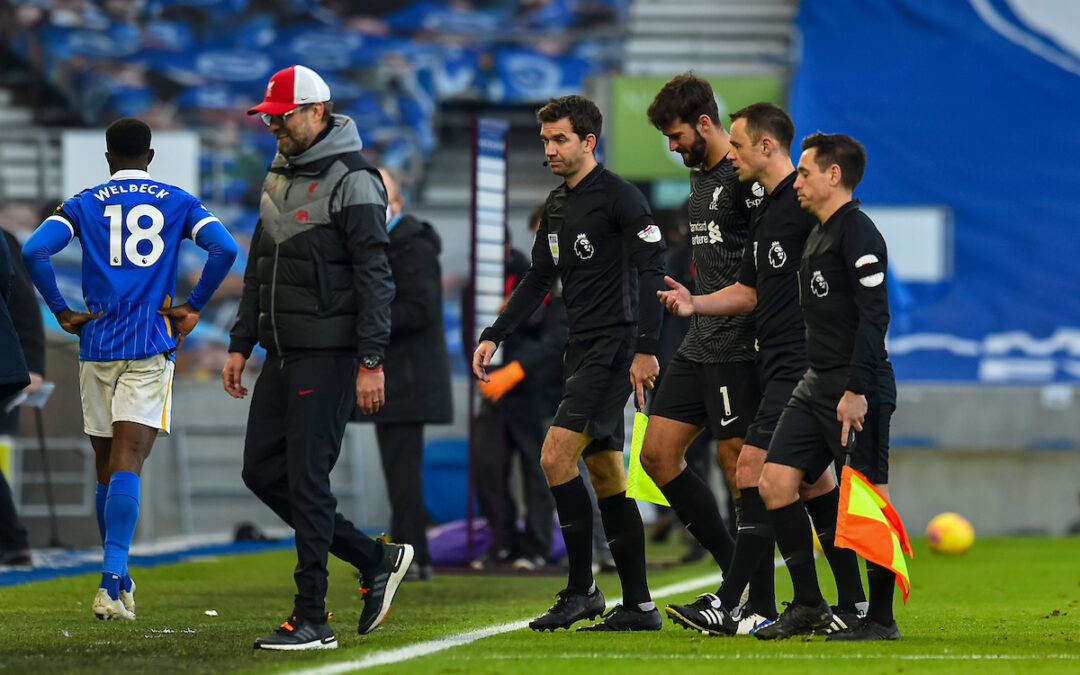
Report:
542,160,549,167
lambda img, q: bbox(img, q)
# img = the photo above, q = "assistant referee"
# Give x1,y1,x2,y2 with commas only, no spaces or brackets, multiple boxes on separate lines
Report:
754,132,899,641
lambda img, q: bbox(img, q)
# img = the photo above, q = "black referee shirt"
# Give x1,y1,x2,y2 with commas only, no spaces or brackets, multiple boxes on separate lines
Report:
677,157,758,364
481,163,666,355
799,198,892,395
737,171,815,381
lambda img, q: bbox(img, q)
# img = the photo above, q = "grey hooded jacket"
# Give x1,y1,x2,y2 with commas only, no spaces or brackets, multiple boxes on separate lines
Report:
229,114,394,360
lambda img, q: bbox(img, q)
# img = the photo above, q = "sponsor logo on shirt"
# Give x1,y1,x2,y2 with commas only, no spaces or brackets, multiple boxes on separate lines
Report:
810,270,829,297
745,182,766,209
689,220,723,246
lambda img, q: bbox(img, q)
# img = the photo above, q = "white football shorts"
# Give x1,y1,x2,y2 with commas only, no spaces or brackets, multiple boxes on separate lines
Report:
79,353,175,437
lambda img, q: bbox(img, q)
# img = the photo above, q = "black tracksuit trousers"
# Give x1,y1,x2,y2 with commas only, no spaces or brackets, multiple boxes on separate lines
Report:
241,353,382,621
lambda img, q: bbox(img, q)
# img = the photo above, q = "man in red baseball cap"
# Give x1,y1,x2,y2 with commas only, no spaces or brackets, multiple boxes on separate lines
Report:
228,64,410,651
248,65,334,157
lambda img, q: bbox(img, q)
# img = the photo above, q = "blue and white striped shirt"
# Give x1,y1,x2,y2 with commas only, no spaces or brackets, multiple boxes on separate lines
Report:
23,169,236,361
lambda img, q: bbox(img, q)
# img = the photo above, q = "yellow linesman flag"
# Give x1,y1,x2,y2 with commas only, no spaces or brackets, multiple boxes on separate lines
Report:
625,410,669,506
835,465,914,602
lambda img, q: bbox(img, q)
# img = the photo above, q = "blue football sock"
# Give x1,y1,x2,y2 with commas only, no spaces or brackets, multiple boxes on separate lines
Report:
98,482,131,580
100,572,121,600
95,482,108,544
103,471,140,579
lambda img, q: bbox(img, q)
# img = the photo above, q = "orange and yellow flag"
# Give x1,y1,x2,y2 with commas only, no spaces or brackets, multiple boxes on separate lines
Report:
835,465,914,602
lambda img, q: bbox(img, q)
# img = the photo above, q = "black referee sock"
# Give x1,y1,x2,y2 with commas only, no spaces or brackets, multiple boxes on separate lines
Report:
748,543,778,620
866,561,896,626
804,487,866,610
769,500,824,607
550,476,594,594
717,488,777,617
598,491,653,607
659,467,735,574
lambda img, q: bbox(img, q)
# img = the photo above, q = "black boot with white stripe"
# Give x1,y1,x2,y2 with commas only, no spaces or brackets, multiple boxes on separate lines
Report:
665,593,769,636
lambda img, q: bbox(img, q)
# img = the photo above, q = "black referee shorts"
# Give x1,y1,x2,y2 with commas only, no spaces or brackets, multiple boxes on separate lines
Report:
767,368,894,484
744,377,799,451
552,326,633,455
744,352,808,451
648,354,759,441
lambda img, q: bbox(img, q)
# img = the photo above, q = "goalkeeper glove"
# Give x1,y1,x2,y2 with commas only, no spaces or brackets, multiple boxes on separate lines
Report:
478,360,525,402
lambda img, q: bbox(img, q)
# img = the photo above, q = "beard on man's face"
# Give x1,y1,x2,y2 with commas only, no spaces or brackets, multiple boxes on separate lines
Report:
681,130,708,167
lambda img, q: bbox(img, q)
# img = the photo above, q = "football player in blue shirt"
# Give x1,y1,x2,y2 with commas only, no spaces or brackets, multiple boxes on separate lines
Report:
23,118,237,620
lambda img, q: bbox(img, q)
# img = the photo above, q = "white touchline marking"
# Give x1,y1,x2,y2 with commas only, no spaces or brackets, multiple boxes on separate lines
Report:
286,572,727,675
450,653,1080,661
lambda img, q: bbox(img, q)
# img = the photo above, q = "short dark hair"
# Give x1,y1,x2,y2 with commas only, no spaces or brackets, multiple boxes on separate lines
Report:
536,95,602,142
105,118,151,159
647,72,720,130
800,132,866,190
729,102,794,153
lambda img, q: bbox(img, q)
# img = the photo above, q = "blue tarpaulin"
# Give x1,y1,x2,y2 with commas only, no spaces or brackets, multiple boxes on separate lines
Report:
790,0,1080,382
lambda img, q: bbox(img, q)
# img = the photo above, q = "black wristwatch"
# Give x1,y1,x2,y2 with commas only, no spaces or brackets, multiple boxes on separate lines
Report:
360,355,383,371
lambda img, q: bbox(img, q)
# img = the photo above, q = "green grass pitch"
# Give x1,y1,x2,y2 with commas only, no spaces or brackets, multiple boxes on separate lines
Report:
1,537,1077,674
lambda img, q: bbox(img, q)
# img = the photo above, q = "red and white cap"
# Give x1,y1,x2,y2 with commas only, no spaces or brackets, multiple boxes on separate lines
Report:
248,65,331,116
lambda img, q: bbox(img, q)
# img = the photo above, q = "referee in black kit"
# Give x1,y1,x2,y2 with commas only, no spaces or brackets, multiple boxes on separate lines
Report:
751,132,900,641
659,103,867,636
473,95,666,632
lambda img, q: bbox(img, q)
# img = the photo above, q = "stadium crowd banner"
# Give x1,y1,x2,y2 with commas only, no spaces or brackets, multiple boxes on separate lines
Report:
607,75,783,181
790,0,1080,383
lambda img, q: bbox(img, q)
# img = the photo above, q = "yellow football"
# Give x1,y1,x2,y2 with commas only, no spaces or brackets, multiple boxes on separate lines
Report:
926,512,975,555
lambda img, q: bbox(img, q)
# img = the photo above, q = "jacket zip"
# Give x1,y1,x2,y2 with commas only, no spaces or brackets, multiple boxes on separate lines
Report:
271,173,293,370
271,244,284,369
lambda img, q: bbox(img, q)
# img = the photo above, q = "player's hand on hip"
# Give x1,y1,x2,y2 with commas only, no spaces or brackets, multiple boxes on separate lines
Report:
837,390,868,448
657,276,694,317
158,302,201,349
54,308,103,336
630,353,659,410
356,367,385,415
222,352,248,398
472,340,498,383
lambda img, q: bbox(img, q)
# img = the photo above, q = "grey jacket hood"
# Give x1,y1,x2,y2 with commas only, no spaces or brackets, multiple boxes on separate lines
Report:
271,114,364,170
